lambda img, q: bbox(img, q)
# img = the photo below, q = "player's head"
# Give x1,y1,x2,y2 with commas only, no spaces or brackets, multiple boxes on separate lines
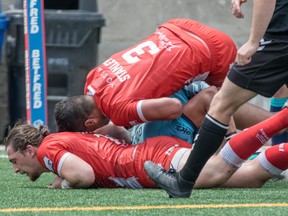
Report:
54,95,109,132
5,122,49,181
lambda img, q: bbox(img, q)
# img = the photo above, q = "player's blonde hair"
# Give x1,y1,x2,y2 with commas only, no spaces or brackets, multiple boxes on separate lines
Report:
4,121,50,152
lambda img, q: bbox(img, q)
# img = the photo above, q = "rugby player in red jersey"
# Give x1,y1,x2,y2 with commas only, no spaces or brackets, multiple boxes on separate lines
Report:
54,18,237,132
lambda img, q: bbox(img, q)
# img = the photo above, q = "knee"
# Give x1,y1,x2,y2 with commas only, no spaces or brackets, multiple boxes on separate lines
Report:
202,86,218,100
209,91,238,116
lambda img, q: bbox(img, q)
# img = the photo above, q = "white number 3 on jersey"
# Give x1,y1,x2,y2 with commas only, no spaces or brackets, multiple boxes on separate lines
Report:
122,41,160,64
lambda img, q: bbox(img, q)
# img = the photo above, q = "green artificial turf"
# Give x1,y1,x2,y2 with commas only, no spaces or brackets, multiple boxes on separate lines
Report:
1,148,288,216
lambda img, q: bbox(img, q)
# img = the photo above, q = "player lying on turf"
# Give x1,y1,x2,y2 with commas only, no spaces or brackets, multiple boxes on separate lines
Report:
5,107,288,190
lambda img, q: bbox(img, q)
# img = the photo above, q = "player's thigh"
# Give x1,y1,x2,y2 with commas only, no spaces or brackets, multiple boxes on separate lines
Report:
195,155,238,188
183,87,217,127
209,78,257,117
273,84,288,98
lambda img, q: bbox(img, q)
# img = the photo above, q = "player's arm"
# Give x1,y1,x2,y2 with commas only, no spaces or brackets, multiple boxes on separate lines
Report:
246,0,275,45
141,97,183,121
232,0,276,65
94,121,131,143
59,154,95,189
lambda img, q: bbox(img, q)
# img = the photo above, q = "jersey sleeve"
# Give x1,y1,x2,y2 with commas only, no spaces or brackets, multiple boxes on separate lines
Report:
107,99,148,126
37,138,71,177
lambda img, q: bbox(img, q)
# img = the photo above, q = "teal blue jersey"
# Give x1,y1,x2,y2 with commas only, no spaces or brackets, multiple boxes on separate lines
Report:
131,87,199,144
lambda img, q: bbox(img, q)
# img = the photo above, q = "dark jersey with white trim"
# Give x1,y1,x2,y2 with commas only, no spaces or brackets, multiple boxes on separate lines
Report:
265,0,288,37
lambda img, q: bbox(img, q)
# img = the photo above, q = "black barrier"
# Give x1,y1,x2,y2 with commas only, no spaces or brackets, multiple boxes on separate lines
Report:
5,0,105,132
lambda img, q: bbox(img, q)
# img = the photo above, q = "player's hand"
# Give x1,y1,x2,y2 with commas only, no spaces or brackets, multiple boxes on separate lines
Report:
231,0,247,18
236,41,259,66
47,176,63,189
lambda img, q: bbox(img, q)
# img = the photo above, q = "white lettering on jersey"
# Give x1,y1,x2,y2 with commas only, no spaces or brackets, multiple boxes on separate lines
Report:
93,133,128,146
87,85,96,96
122,41,160,64
103,58,130,83
155,31,181,51
109,176,143,189
95,65,116,88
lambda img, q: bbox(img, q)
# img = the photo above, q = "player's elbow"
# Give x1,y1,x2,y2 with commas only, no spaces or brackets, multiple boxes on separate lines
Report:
142,97,183,121
70,167,95,188
80,167,95,187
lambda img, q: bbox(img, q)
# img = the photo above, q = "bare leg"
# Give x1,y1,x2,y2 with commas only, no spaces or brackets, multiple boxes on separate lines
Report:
193,154,238,188
178,102,288,189
178,151,272,189
221,158,273,188
234,102,274,130
180,78,257,182
183,85,237,150
182,86,217,127
177,151,238,189
209,78,258,125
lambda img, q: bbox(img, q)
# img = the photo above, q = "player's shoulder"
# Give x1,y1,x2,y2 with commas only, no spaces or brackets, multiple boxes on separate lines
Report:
42,132,83,145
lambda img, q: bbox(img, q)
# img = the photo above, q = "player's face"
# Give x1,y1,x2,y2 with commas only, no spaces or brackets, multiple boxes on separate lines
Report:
7,145,41,181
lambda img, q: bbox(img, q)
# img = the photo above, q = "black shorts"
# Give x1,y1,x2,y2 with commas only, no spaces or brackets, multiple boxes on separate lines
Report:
228,38,288,97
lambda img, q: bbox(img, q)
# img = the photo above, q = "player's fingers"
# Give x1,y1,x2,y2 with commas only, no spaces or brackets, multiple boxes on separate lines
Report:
231,0,244,18
236,55,251,66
